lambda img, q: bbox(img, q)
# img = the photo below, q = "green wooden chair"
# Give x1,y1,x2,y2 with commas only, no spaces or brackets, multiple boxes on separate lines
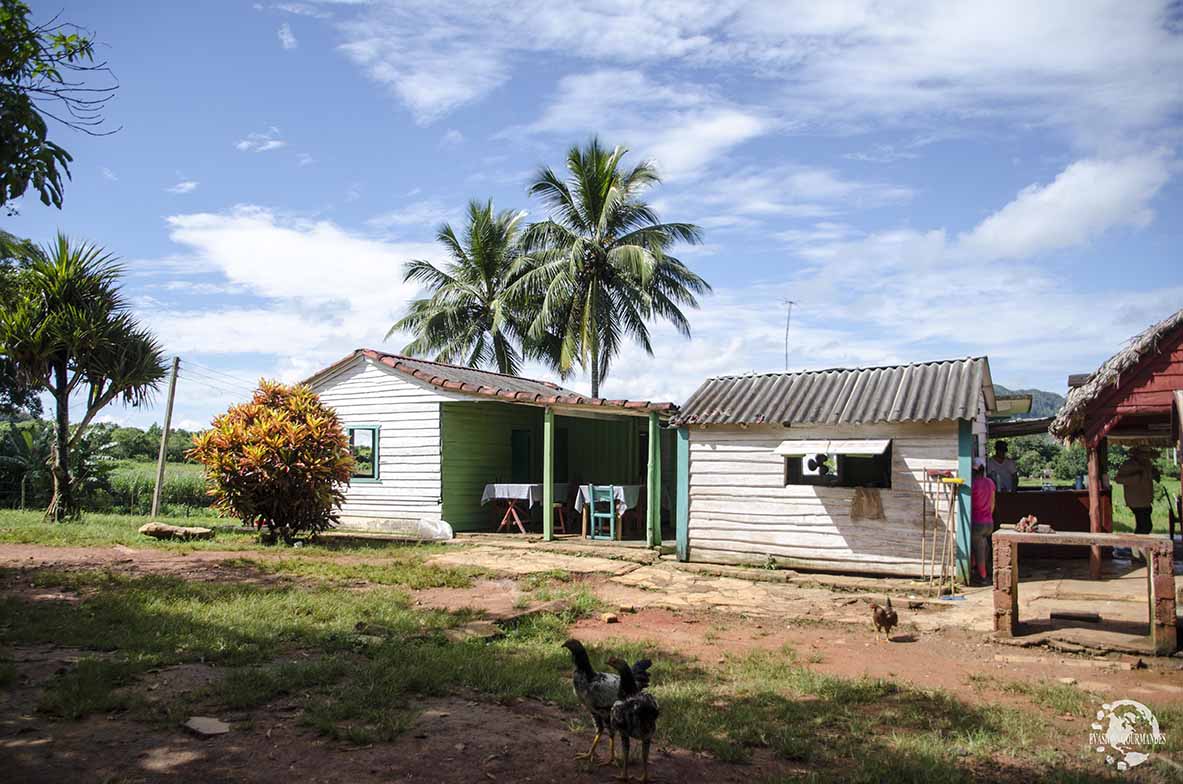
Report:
589,484,616,540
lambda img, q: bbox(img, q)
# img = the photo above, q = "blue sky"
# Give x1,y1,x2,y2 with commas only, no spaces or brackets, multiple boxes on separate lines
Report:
7,0,1183,430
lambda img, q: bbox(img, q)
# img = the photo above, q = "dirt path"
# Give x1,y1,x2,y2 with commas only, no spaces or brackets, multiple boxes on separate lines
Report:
3,541,1183,783
1,684,784,784
4,541,1178,708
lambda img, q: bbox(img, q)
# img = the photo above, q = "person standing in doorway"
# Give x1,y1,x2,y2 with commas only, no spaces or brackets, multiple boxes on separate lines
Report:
971,457,996,587
1115,447,1161,535
987,441,1019,493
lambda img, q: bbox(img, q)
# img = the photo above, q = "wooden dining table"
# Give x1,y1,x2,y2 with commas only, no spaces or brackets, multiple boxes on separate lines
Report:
480,483,565,534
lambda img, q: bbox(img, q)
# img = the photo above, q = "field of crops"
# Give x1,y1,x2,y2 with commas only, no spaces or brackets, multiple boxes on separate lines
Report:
108,460,212,516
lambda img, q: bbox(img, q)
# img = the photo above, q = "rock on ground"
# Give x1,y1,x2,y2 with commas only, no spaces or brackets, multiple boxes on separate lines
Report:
139,522,214,541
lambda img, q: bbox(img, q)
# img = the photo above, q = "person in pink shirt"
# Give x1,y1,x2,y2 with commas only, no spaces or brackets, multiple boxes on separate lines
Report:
970,457,996,586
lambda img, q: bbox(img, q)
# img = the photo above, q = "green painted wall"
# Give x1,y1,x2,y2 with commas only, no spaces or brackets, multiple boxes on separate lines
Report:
439,401,645,532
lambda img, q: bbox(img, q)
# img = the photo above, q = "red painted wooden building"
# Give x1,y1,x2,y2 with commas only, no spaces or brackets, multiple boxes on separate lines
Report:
1051,306,1183,576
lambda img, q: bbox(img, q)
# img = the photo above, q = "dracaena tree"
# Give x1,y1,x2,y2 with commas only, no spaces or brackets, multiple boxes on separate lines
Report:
0,234,166,520
516,138,710,397
189,381,354,544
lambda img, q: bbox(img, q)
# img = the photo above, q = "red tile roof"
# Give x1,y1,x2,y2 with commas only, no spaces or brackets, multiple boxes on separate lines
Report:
313,349,677,415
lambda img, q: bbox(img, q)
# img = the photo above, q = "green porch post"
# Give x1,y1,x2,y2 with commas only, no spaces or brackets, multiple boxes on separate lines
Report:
676,426,689,562
543,407,554,541
646,412,662,547
956,419,972,583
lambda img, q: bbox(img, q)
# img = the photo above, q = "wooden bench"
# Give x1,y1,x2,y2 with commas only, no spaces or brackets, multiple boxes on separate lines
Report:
992,529,1177,655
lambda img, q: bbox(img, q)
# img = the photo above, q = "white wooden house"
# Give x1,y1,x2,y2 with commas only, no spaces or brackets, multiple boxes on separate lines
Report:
305,349,675,536
669,358,996,578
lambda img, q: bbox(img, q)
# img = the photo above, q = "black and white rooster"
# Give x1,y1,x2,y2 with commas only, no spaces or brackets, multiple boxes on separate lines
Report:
561,639,651,765
607,656,660,783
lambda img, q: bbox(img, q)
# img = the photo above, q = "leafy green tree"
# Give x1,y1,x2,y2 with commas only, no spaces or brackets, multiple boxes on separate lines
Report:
1053,444,1088,482
165,428,196,463
0,230,41,419
0,420,50,508
109,425,154,460
68,422,117,510
0,0,116,212
0,235,166,520
517,138,709,396
390,199,545,375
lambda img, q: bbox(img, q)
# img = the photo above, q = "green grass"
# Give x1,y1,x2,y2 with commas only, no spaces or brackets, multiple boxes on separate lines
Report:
0,566,1146,782
0,509,468,559
37,658,143,719
111,460,204,480
998,679,1095,716
0,509,257,549
515,569,605,616
222,554,484,590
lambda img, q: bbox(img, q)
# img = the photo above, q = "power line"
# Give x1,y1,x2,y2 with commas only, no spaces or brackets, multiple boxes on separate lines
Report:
176,371,252,398
182,360,259,389
178,364,254,389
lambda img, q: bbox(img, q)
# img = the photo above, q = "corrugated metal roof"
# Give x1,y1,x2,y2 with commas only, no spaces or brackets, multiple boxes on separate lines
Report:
308,349,677,415
672,357,991,426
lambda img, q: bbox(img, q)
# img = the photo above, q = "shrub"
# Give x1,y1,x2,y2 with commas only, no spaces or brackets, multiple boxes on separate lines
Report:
189,381,353,543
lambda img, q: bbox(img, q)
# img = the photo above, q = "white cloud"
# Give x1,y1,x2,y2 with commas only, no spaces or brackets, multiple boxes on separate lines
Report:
296,152,315,166
235,127,287,152
515,69,771,180
367,199,457,229
679,163,913,227
579,153,1181,401
957,153,1173,260
148,206,441,373
325,0,1183,150
277,22,298,49
275,2,331,18
333,2,729,125
166,180,199,194
440,129,464,146
100,167,118,181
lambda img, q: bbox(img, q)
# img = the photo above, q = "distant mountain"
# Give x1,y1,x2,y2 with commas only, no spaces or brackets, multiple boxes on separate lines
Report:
995,385,1067,419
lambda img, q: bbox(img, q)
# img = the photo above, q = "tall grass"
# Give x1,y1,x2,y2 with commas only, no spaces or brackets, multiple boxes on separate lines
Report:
108,460,211,514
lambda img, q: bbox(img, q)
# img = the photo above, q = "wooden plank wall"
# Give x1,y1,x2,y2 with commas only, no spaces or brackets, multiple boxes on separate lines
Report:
311,356,445,529
687,421,959,576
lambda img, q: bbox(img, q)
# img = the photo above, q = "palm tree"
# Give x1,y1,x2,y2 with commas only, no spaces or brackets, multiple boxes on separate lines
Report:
0,234,166,520
390,199,543,375
516,138,710,397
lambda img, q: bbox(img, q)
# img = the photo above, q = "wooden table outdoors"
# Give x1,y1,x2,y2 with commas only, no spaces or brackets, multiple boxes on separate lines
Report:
992,529,1177,655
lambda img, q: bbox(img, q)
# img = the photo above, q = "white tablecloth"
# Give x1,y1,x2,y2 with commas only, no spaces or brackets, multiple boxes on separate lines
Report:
573,484,645,513
480,484,568,507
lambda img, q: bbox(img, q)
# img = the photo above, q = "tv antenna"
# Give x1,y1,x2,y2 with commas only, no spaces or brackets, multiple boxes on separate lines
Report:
782,299,798,371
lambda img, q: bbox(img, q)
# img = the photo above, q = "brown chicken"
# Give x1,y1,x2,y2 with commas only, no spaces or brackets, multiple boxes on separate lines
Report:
870,596,898,642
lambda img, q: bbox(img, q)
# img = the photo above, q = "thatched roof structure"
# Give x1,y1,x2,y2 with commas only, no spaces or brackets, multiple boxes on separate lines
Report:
1050,306,1183,441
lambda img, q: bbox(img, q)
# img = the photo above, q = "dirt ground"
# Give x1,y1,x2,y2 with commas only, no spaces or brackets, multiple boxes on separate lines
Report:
2,541,1182,782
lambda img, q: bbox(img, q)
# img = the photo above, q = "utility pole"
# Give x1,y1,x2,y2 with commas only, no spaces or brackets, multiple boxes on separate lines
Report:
151,356,180,519
783,300,797,371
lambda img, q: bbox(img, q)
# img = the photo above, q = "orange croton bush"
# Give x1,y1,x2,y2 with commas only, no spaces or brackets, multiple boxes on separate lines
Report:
189,380,353,543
